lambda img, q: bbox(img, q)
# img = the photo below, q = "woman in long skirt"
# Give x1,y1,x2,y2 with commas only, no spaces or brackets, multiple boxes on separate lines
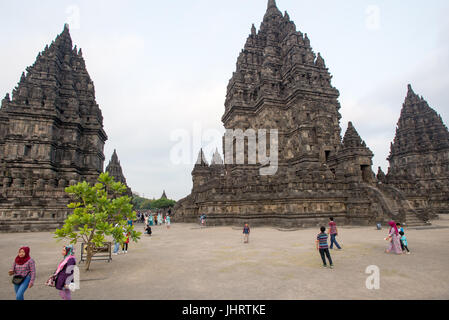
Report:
385,221,402,254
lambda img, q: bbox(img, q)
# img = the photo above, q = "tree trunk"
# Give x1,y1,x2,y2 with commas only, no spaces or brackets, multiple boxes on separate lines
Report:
85,243,94,271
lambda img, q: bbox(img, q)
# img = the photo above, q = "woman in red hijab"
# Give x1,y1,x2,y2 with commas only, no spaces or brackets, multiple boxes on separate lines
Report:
8,246,36,300
385,221,402,254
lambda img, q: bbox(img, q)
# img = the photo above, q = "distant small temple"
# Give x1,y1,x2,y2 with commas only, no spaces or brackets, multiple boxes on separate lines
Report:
105,149,132,197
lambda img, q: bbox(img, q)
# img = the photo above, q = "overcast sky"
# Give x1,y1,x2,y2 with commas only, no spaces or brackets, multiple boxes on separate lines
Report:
1,0,448,200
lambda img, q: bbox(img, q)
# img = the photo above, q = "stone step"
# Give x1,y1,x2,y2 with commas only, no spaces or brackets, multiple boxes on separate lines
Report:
404,214,428,226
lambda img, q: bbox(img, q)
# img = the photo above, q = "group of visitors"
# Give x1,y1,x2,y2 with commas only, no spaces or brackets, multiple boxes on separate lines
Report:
316,217,412,268
314,217,342,268
240,217,342,268
8,245,77,300
9,212,414,300
113,220,132,255
142,212,172,235
385,221,411,255
241,216,411,269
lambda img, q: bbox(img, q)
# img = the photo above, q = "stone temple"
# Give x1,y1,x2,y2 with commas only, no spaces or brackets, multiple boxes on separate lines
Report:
383,85,449,216
174,0,448,227
105,149,132,197
0,25,108,232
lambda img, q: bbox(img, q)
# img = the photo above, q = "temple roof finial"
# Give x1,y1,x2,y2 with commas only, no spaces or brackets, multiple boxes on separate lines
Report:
268,0,277,9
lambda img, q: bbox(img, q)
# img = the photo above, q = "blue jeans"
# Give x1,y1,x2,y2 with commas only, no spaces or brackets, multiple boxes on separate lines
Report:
113,241,120,253
330,234,341,249
14,275,31,300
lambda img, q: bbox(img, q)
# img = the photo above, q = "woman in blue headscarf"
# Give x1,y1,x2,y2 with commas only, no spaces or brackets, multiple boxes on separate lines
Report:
48,245,77,300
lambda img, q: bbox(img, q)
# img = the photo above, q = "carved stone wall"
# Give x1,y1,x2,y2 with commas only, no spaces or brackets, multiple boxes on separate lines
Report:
0,24,108,232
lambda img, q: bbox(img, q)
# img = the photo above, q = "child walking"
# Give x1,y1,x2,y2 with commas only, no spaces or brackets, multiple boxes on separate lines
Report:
243,224,250,243
399,231,410,254
316,226,333,268
122,232,130,254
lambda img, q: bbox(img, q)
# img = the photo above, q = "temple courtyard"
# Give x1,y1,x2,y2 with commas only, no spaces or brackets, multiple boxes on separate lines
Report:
1,216,449,300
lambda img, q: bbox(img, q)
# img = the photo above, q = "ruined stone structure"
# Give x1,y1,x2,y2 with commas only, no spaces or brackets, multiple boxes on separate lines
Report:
0,25,108,232
384,85,449,216
174,0,434,227
105,150,132,197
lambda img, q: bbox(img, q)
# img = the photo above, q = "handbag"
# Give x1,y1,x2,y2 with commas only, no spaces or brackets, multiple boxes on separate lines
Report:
12,272,30,285
45,274,56,287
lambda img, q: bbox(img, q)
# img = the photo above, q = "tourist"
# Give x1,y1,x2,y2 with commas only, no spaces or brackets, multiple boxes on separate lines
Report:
166,214,171,229
200,214,206,227
385,221,402,254
9,246,36,300
122,232,130,254
243,224,250,243
113,224,121,255
52,245,76,300
158,213,163,226
328,217,342,250
399,231,410,254
316,226,334,268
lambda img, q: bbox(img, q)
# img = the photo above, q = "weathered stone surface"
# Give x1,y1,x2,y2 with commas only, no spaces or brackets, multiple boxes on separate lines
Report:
174,0,432,227
0,24,108,232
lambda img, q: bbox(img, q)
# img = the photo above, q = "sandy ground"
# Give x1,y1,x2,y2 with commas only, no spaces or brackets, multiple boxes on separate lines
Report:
1,216,449,300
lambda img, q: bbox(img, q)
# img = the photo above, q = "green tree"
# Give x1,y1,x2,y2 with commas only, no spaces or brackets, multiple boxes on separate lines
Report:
54,172,141,271
150,198,176,210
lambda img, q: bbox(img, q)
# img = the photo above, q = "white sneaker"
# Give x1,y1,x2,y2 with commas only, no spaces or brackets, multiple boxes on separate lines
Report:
125,251,128,254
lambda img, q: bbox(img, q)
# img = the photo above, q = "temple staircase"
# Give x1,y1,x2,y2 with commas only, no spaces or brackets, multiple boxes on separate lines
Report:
361,183,429,226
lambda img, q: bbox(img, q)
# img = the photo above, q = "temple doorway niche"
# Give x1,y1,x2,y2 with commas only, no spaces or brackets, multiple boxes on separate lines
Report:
361,165,372,183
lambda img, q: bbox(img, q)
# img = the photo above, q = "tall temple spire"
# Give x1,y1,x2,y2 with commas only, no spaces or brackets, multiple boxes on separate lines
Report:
105,149,132,196
386,84,449,212
389,85,449,159
0,24,109,231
